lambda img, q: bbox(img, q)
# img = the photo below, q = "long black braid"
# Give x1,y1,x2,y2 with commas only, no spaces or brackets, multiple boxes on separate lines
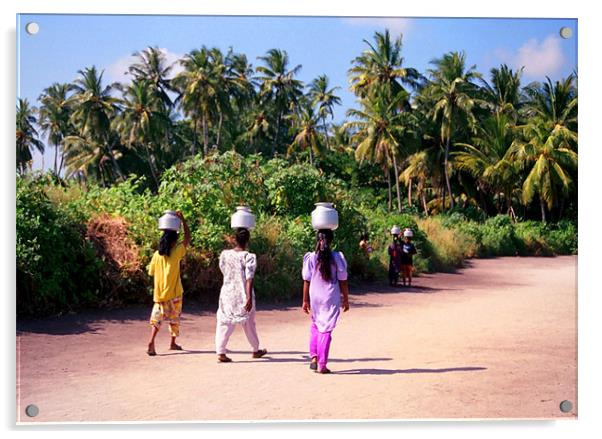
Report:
315,229,335,282
158,230,179,256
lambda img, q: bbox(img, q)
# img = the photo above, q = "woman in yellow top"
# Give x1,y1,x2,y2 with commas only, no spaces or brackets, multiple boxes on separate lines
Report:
146,211,191,356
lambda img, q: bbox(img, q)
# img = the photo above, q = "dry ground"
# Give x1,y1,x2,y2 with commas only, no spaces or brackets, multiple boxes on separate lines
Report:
16,256,577,422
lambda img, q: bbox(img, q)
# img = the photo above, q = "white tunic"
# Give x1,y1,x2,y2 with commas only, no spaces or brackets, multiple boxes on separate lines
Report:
217,249,257,324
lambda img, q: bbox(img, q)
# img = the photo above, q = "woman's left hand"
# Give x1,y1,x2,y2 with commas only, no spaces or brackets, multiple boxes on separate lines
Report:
244,299,253,312
342,300,349,312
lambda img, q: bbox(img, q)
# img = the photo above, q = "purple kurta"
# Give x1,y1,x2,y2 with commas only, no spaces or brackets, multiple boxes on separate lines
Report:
302,251,348,333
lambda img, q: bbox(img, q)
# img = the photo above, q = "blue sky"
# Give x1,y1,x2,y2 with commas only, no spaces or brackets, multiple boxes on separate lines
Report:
16,14,577,170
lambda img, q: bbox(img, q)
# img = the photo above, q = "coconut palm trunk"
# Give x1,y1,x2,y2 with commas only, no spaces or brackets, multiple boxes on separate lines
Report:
387,169,392,212
59,150,65,176
272,111,283,157
444,136,455,209
143,142,161,189
217,110,224,150
421,188,429,216
322,117,330,149
109,153,125,181
408,177,413,208
540,196,547,223
392,153,402,212
202,115,209,156
53,142,59,175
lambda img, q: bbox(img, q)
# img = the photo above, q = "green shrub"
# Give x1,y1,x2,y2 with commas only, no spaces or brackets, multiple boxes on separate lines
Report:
264,163,328,216
16,152,578,317
17,177,101,316
416,217,474,271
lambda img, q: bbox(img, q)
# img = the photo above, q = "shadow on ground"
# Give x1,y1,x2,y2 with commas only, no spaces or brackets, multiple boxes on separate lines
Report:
335,366,487,375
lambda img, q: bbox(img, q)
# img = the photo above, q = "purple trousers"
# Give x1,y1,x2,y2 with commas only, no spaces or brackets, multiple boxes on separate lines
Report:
309,322,332,369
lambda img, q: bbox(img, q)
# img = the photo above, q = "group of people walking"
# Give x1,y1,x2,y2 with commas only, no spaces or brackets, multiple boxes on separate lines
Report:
387,226,417,287
145,207,417,374
145,208,349,375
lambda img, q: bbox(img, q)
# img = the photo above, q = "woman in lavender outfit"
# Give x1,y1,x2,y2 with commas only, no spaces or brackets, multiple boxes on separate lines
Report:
302,229,350,374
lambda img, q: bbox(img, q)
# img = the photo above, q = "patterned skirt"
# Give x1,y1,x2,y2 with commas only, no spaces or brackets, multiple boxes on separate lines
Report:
149,296,183,336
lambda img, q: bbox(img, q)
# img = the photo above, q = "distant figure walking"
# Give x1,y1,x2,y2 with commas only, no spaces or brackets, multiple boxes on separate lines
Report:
400,228,417,287
146,211,191,356
302,229,350,374
215,228,267,363
388,225,403,287
359,232,373,258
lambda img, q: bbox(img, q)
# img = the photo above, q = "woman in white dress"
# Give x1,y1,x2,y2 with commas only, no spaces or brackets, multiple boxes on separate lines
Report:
215,227,268,363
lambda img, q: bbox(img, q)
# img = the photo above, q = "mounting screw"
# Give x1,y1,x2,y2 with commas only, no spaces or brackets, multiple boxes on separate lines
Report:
559,400,573,413
25,404,39,417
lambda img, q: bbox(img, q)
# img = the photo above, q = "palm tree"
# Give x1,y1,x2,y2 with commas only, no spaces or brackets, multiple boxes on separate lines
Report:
523,75,578,143
329,123,353,154
62,131,124,186
454,113,518,215
506,117,577,222
212,48,255,150
173,47,220,156
288,100,324,166
116,79,171,189
426,51,482,209
507,75,578,222
345,88,410,212
349,29,420,100
16,99,44,174
256,49,303,157
481,64,524,119
128,46,178,110
307,75,341,149
69,66,124,181
244,109,272,153
400,149,437,215
38,83,73,175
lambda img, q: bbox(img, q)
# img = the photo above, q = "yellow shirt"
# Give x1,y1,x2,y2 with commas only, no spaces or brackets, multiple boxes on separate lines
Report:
147,243,186,303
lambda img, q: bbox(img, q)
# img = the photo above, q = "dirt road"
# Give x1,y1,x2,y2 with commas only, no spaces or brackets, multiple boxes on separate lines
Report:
16,256,577,422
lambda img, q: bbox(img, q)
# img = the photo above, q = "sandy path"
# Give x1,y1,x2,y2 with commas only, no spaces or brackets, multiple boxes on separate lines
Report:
16,256,577,422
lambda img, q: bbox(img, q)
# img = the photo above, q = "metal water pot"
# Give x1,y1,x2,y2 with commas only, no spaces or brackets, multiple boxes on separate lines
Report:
158,210,181,231
311,202,339,230
231,206,256,230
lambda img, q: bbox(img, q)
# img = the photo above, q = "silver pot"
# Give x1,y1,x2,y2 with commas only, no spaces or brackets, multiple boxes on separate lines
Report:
311,202,339,230
158,210,181,231
231,206,256,230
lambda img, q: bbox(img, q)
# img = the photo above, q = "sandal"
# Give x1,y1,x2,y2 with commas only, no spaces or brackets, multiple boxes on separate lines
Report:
217,355,232,363
310,357,318,370
315,367,331,374
252,349,268,358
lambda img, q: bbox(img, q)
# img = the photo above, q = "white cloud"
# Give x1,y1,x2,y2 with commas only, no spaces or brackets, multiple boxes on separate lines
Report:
493,35,566,79
342,17,414,37
105,48,184,85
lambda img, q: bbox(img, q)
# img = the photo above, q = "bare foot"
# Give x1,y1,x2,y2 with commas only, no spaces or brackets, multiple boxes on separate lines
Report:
147,343,156,356
217,354,232,363
169,343,183,351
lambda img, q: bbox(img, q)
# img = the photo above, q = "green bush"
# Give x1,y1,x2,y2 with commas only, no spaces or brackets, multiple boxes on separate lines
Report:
16,152,578,317
264,163,328,217
17,177,101,316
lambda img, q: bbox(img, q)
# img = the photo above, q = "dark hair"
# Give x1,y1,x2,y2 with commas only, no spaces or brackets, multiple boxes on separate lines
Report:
159,230,179,256
235,228,250,248
360,232,369,241
315,229,335,282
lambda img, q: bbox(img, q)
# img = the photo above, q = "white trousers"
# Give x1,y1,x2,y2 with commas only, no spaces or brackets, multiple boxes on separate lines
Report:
215,312,260,355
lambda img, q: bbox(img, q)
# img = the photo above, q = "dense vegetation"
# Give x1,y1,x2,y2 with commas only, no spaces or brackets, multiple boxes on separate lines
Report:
16,30,577,317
